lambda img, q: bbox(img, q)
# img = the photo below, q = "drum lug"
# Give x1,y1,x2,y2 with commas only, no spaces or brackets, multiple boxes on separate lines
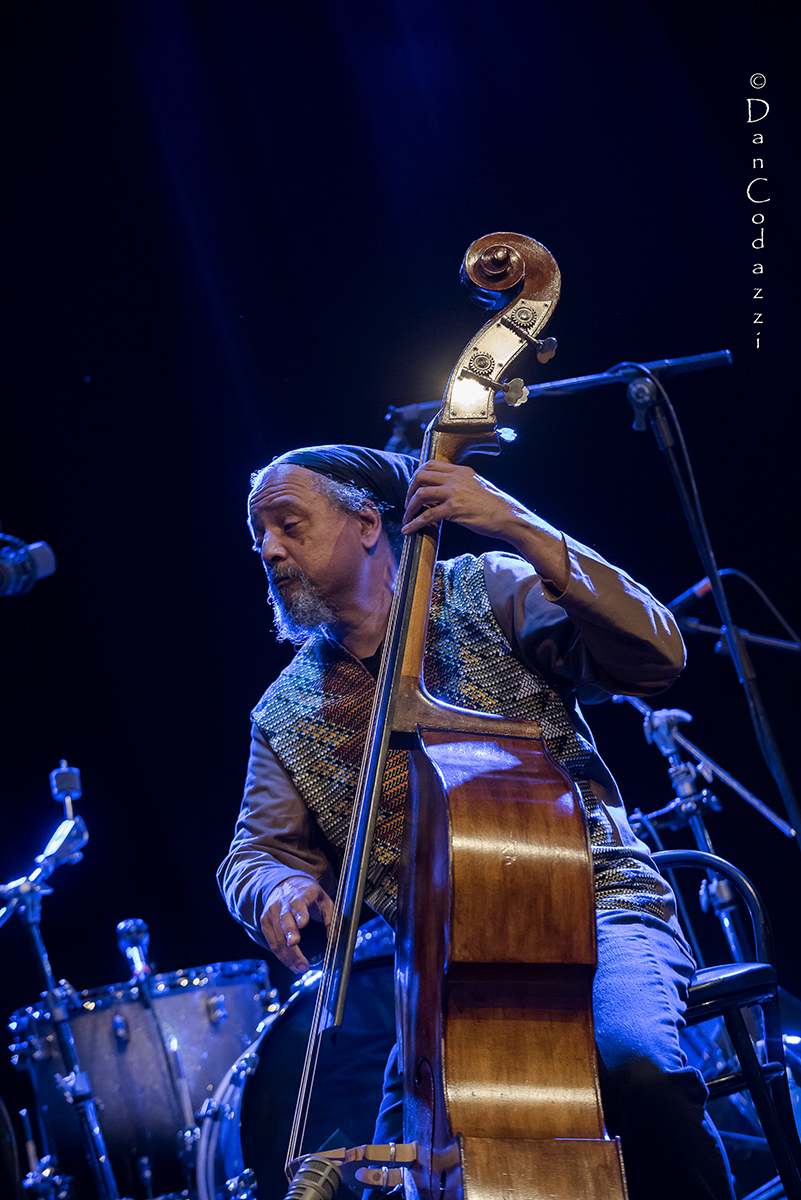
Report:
233,1050,260,1080
8,1011,44,1067
111,1014,130,1044
197,1097,228,1123
137,1155,154,1192
258,986,280,1016
178,1123,201,1171
9,1037,38,1067
206,993,229,1025
223,1167,257,1199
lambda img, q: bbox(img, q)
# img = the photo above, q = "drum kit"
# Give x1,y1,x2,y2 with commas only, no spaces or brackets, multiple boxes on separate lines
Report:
6,924,396,1200
0,763,395,1200
9,953,275,1199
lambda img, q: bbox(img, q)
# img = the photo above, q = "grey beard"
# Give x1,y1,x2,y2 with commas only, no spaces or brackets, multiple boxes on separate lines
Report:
267,569,338,645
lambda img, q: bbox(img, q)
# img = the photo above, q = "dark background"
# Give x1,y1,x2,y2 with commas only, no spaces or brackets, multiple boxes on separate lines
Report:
2,0,798,1167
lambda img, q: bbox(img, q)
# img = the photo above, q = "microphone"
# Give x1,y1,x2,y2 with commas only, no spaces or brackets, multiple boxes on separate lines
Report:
667,577,712,614
284,1155,342,1200
0,530,56,597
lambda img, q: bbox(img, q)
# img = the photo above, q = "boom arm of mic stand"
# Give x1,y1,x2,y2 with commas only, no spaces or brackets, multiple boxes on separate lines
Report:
612,695,795,838
519,350,733,398
670,728,795,838
679,617,801,656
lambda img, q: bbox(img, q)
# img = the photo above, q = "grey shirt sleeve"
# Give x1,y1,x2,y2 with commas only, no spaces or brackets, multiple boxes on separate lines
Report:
216,724,338,949
483,535,685,704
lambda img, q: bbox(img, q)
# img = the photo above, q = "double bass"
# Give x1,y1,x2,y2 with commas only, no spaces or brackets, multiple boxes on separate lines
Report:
286,232,628,1200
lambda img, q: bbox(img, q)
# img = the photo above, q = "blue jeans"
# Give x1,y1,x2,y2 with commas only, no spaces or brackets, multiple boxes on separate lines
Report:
368,911,735,1200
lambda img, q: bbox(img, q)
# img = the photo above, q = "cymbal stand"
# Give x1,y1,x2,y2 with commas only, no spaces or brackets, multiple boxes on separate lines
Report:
16,1106,69,1200
115,918,201,1183
1,763,125,1200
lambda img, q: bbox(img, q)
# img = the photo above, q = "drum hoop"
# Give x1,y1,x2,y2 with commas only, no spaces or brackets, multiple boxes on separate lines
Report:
9,958,271,1022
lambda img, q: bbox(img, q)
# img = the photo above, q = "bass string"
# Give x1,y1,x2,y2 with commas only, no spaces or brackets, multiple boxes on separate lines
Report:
284,439,431,1175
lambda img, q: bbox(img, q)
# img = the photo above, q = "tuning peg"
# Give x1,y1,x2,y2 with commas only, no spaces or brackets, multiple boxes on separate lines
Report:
536,337,557,364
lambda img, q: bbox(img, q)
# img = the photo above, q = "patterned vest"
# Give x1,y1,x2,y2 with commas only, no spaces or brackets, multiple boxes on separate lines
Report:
252,554,672,924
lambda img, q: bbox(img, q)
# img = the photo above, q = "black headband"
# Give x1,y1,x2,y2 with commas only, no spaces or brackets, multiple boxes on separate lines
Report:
266,444,419,521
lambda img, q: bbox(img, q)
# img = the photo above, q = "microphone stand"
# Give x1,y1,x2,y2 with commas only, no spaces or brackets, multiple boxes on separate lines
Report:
1,763,126,1200
519,351,801,854
611,696,794,967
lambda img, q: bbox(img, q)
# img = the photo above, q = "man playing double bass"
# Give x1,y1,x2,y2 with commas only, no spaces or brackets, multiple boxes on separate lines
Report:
218,443,735,1200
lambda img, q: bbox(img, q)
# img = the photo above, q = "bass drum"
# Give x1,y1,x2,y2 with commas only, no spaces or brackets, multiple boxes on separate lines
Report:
9,959,274,1200
198,921,396,1200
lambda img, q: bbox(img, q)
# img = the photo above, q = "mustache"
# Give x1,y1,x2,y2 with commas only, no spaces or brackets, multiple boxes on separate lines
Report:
269,565,307,587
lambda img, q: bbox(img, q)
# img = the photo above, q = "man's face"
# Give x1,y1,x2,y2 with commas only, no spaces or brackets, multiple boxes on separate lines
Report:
248,464,372,641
